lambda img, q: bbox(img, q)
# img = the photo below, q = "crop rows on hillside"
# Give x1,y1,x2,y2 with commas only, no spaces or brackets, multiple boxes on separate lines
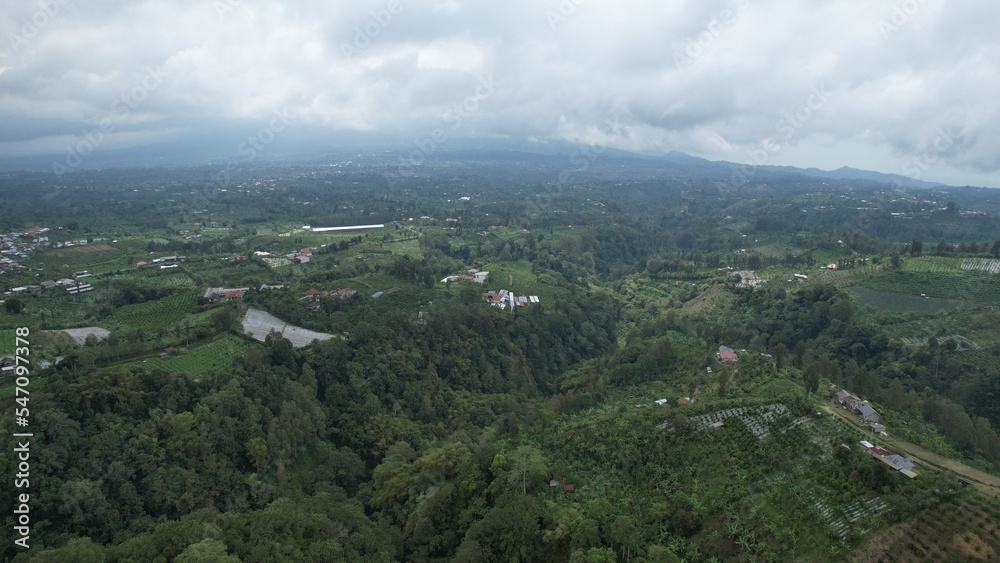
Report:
105,291,201,333
132,335,251,378
962,258,1000,274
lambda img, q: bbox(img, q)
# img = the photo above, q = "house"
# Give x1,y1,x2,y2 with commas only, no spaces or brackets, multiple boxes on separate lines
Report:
870,423,888,436
860,441,916,476
40,280,57,290
563,484,575,493
1,355,15,374
858,403,880,424
717,346,738,365
333,287,357,300
204,287,249,302
836,389,865,412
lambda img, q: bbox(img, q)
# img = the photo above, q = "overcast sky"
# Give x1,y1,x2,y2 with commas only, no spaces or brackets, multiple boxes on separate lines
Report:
1,0,998,186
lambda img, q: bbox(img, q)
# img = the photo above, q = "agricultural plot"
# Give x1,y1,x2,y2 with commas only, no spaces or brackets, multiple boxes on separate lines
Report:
242,308,334,347
133,335,251,378
754,242,809,259
848,495,1000,562
104,291,200,333
383,238,422,259
481,260,570,303
0,329,15,355
849,286,972,315
805,265,879,287
962,258,1000,274
814,496,889,540
657,403,796,439
900,256,964,273
33,244,127,276
862,270,1000,306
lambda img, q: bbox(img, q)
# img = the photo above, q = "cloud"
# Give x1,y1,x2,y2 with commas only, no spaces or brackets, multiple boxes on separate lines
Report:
0,0,998,186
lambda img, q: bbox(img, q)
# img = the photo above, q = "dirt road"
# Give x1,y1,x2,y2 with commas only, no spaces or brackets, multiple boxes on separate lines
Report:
822,404,1000,494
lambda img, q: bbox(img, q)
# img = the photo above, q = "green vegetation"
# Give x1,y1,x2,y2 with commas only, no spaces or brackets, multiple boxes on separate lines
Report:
3,157,1000,561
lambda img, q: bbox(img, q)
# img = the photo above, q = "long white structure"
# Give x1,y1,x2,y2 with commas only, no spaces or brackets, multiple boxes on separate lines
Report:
311,224,385,232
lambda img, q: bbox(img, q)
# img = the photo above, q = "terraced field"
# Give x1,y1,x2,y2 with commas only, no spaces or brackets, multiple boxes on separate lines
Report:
132,335,251,378
104,291,201,333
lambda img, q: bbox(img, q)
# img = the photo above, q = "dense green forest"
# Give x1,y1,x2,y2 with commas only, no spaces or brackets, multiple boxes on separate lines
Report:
3,154,1000,561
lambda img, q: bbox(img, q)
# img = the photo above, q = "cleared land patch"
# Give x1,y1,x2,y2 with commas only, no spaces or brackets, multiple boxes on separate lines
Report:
242,308,334,347
61,327,110,345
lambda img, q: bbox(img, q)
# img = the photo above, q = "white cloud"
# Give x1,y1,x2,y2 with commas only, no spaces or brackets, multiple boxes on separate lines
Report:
0,0,997,186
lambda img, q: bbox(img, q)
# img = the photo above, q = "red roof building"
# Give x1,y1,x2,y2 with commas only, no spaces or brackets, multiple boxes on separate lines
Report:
717,346,738,364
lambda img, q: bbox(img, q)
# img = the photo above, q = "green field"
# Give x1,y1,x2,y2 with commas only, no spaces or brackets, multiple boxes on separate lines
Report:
383,238,423,258
0,329,15,356
129,335,252,379
104,291,201,333
849,286,972,315
481,260,571,302
862,269,1000,306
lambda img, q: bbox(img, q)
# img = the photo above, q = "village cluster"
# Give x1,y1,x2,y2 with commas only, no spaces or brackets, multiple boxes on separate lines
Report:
481,289,541,310
6,271,94,296
1,226,50,275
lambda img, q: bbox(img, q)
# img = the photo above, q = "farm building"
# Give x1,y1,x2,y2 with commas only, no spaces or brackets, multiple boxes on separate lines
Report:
204,287,249,303
860,441,917,478
311,224,385,233
333,287,357,299
716,346,738,365
858,403,881,424
67,283,93,295
836,390,865,412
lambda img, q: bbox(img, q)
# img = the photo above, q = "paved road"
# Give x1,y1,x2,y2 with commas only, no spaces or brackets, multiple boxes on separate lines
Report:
822,404,1000,494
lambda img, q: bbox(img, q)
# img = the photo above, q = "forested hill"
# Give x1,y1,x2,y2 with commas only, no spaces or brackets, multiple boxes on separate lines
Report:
2,158,1000,561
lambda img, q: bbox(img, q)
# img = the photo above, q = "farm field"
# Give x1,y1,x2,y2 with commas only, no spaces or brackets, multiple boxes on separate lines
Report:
0,328,14,356
862,269,1000,306
848,494,1000,562
103,291,201,333
481,260,571,303
849,286,972,315
383,237,422,259
129,335,252,378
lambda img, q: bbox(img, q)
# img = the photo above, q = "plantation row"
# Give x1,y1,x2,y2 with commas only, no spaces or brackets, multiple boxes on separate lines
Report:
962,258,1000,274
104,291,202,333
